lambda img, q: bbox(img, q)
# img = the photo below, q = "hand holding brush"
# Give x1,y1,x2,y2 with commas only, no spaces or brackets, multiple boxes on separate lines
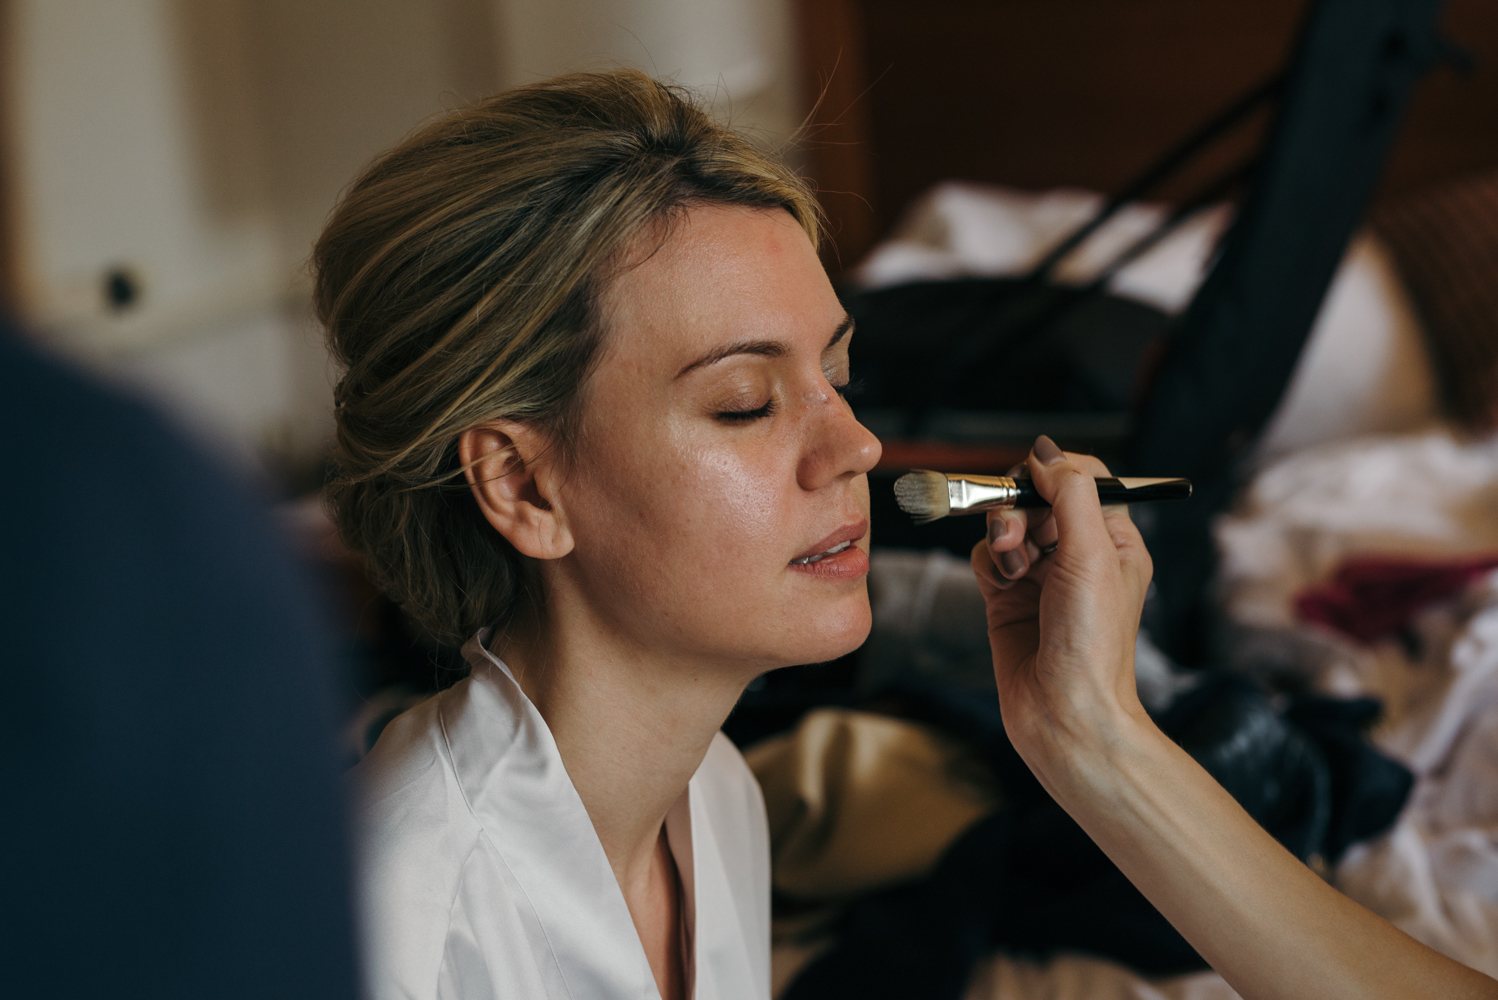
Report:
895,469,1190,525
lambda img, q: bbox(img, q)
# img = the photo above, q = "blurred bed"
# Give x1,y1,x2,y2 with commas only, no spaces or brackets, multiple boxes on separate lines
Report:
742,2,1498,997
756,168,1498,1000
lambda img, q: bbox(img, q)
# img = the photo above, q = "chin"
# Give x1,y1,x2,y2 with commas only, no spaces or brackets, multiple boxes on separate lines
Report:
786,593,872,666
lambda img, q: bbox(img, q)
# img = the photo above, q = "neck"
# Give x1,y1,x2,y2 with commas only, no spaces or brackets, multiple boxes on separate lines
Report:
492,601,755,896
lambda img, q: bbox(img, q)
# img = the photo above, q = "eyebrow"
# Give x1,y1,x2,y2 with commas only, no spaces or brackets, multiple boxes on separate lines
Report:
674,314,855,380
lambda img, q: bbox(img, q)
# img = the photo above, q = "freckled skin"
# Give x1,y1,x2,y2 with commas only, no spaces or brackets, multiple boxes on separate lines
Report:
456,204,884,1000
554,204,881,673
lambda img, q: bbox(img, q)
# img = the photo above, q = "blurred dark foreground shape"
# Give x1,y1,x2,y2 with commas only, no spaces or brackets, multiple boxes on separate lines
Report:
0,322,360,998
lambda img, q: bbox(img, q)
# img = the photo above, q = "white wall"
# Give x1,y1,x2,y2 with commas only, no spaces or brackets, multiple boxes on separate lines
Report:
5,0,801,480
495,0,801,158
10,0,284,353
6,0,491,474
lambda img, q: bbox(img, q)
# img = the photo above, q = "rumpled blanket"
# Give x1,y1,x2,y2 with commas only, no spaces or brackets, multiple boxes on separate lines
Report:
1295,553,1498,645
1215,428,1498,979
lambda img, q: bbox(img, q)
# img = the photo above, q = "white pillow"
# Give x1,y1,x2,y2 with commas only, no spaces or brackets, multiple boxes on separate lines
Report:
850,181,1441,460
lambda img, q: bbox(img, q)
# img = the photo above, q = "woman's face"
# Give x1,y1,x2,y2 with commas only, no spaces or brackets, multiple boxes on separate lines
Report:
553,204,880,675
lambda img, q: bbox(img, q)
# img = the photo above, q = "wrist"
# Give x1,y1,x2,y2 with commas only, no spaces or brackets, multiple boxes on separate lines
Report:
1019,695,1166,811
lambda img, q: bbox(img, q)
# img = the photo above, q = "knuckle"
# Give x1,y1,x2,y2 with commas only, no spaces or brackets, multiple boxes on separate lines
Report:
1076,454,1112,477
1055,463,1088,487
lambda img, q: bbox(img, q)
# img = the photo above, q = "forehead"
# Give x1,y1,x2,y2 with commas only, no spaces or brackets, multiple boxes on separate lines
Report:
598,204,842,369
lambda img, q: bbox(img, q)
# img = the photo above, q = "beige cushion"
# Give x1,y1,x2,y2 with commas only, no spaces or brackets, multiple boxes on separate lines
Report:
744,707,997,901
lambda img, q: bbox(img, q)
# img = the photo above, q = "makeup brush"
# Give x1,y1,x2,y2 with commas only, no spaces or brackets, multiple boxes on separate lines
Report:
894,471,1192,525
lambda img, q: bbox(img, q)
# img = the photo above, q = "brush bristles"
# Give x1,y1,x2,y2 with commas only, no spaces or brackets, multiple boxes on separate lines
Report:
893,470,950,524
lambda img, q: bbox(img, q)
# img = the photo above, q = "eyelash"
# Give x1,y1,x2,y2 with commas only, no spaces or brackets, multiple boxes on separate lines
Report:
715,377,859,423
718,400,777,422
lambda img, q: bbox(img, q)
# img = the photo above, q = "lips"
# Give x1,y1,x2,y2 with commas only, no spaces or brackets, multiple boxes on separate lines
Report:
790,540,853,565
790,518,869,565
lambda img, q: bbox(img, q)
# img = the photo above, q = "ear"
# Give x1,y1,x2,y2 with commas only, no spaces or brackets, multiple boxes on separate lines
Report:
458,421,574,561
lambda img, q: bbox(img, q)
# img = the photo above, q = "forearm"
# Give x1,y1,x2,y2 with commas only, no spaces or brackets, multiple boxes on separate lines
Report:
1031,709,1498,1000
980,441,1497,997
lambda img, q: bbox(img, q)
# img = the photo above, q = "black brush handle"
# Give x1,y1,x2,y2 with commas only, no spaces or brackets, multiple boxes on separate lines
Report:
1012,477,1192,509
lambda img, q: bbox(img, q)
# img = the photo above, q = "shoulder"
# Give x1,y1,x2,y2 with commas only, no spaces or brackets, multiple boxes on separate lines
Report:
350,692,487,998
354,693,456,816
352,688,566,998
352,688,485,886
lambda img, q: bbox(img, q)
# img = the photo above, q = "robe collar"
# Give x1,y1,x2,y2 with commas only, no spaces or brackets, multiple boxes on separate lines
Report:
449,631,696,999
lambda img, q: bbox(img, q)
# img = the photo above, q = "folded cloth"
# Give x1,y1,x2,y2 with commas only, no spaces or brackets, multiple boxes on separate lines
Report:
746,708,997,903
962,952,1240,1000
1294,553,1498,645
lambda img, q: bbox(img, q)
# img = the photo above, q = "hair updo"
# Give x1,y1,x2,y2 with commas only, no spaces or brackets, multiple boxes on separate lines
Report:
314,70,820,646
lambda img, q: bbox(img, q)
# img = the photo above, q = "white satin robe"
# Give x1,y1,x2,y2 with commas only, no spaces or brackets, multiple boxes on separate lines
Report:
352,631,772,1000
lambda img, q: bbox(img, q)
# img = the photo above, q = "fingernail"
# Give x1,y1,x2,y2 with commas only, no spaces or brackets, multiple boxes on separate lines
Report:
1033,435,1064,465
999,546,1027,579
988,520,1006,547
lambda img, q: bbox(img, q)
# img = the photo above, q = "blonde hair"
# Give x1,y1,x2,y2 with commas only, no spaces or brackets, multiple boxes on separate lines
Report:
314,70,821,645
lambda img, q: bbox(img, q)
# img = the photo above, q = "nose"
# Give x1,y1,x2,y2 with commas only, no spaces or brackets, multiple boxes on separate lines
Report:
796,388,882,491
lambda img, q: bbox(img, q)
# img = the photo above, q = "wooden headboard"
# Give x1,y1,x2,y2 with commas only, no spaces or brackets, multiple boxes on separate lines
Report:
796,0,1498,272
0,0,17,312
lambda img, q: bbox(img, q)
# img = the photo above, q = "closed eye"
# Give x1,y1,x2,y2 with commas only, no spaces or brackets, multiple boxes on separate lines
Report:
717,399,777,422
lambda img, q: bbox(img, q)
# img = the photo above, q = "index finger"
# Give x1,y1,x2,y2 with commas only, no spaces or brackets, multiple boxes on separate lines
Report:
1054,450,1137,534
1025,442,1116,559
1067,452,1112,478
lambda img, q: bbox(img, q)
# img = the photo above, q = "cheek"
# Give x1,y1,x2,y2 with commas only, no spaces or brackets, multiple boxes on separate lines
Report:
567,420,796,583
562,416,871,664
677,442,794,564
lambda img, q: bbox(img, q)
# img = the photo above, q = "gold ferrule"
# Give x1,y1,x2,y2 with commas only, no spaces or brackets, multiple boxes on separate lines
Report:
948,475,1019,513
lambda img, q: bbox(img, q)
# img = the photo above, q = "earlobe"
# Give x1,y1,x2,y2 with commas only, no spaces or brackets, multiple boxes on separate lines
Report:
457,422,574,560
